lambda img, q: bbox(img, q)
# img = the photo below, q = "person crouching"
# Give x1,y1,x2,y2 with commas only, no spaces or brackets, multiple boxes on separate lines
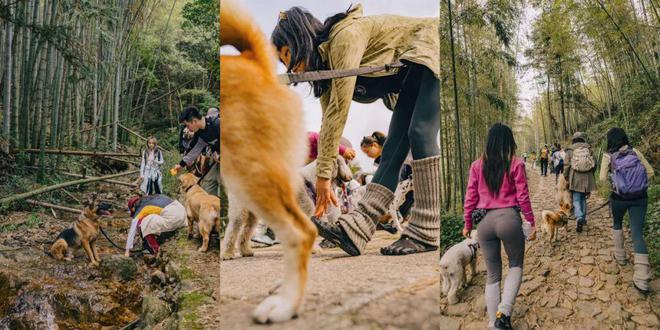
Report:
125,194,187,257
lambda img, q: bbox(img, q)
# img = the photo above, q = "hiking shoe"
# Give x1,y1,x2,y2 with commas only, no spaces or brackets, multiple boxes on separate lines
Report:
319,239,337,249
311,217,360,256
576,219,584,233
251,234,275,246
376,222,398,235
494,311,513,329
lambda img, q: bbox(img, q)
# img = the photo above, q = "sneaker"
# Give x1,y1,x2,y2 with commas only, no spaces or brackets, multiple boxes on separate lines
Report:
576,219,584,233
494,311,513,329
251,234,275,246
376,222,398,235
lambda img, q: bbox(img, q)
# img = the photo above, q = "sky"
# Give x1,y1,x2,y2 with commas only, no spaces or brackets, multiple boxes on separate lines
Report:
221,0,439,172
516,5,541,117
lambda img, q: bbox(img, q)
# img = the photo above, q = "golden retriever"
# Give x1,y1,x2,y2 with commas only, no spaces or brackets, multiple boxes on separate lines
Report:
178,173,221,252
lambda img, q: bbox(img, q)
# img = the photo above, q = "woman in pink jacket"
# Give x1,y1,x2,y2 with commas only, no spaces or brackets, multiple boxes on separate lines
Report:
463,123,536,329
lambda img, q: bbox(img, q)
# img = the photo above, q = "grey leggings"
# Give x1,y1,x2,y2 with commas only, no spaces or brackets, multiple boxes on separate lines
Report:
371,63,440,191
477,208,526,284
611,197,648,254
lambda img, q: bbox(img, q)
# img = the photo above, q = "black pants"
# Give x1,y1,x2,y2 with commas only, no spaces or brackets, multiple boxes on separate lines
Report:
540,159,548,176
368,63,440,191
611,197,648,253
554,165,563,183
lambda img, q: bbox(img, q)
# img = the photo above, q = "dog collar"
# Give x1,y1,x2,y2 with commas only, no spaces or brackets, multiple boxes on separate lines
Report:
184,185,195,193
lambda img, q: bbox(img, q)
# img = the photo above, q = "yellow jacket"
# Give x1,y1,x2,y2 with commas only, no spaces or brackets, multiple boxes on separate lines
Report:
316,4,439,179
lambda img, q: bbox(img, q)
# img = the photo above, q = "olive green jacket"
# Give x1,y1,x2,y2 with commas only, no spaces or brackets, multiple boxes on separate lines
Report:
564,142,597,193
315,4,439,179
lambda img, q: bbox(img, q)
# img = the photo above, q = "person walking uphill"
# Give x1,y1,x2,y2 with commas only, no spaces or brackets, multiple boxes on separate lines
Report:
272,4,440,256
539,145,550,176
463,123,536,329
171,106,220,197
563,132,597,233
599,127,654,293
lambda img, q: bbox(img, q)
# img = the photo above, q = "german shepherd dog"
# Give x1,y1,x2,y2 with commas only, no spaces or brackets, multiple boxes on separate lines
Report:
220,0,317,323
49,193,112,266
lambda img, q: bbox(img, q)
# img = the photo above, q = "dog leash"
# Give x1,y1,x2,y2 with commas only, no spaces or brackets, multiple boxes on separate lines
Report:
100,226,143,253
277,61,405,85
568,200,610,220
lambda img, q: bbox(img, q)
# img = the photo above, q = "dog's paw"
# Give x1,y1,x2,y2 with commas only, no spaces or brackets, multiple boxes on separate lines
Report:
221,252,236,260
240,246,254,257
197,246,208,253
447,295,458,305
252,295,298,324
311,243,323,255
89,261,100,267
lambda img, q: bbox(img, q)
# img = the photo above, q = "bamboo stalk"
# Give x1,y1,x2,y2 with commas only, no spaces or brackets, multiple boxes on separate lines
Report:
25,199,80,214
58,171,138,188
0,169,139,205
15,149,140,157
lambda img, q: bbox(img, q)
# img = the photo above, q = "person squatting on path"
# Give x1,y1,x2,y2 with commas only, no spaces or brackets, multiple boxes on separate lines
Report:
139,136,164,195
463,123,536,329
539,144,550,177
600,127,654,293
172,106,220,197
563,132,597,233
272,4,441,256
125,194,187,256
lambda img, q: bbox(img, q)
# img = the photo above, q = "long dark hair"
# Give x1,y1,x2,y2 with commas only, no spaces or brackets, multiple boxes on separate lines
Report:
271,5,353,97
482,123,517,196
606,127,630,153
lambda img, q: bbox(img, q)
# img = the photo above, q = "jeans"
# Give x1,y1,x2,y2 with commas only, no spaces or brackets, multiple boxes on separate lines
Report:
573,191,587,223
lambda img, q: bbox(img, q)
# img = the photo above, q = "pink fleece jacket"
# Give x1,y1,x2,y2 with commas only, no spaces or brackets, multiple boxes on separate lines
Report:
463,157,535,230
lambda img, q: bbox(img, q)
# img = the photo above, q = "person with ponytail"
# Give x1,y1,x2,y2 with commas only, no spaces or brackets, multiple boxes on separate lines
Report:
272,4,440,256
463,123,536,329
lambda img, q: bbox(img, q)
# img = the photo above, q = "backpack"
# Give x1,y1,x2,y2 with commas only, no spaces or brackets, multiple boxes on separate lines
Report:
540,148,548,159
570,146,595,172
610,148,648,198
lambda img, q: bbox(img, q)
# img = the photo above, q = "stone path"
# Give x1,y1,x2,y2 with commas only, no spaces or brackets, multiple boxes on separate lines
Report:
220,232,440,329
440,170,659,329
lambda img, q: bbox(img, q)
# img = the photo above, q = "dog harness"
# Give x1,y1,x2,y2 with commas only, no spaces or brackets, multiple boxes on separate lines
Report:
468,242,479,263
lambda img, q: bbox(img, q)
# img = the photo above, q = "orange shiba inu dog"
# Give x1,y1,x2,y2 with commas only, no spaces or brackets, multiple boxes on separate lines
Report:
542,204,571,243
556,174,572,211
178,173,221,253
220,0,317,323
49,193,112,266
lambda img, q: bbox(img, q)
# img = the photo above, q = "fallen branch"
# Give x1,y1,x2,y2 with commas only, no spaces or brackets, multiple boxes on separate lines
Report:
25,200,80,214
0,170,140,205
58,171,138,188
15,149,140,157
117,123,172,153
106,156,140,166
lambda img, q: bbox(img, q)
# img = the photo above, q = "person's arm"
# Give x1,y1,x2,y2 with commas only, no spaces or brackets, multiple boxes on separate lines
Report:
139,151,146,177
180,138,207,167
125,216,140,254
463,162,480,231
316,27,368,179
599,153,610,182
513,161,535,227
563,150,571,179
155,150,165,165
634,148,655,179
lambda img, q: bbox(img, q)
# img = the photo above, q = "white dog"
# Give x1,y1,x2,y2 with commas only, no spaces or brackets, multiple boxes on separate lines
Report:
221,155,352,260
440,232,479,305
347,177,413,232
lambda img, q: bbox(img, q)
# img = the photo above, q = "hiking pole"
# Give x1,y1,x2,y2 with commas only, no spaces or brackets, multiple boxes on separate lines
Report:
567,200,610,220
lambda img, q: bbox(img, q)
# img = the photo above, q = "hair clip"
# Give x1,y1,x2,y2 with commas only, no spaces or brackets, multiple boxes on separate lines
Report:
279,11,287,20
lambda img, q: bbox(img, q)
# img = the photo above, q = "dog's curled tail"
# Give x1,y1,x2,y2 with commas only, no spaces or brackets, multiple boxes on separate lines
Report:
220,0,275,75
